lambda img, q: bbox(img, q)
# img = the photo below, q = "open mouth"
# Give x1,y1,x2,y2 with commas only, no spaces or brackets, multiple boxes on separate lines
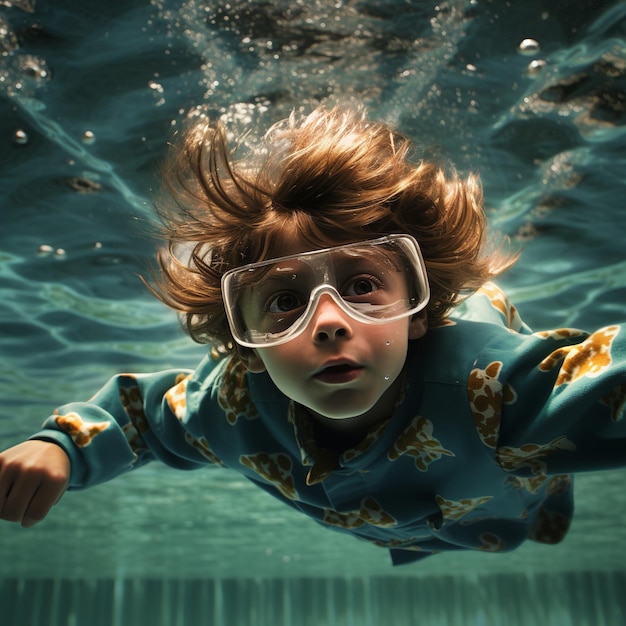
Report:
314,363,363,384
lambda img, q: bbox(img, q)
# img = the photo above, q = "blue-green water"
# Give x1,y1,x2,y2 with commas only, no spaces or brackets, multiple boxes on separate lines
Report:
1,0,626,624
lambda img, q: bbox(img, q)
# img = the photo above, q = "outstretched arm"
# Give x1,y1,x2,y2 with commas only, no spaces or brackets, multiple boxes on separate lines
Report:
0,440,70,527
0,365,219,526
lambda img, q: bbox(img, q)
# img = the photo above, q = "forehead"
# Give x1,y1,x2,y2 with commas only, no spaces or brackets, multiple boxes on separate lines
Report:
269,235,349,258
264,238,394,271
260,219,371,258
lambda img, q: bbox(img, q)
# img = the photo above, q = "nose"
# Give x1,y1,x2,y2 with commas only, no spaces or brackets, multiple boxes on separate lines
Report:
310,293,354,344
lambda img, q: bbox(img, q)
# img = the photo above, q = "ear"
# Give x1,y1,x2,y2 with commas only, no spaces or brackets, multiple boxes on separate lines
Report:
240,349,267,373
409,311,428,340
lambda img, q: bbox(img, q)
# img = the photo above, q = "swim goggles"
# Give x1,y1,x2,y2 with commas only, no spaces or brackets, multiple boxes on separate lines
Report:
221,234,430,348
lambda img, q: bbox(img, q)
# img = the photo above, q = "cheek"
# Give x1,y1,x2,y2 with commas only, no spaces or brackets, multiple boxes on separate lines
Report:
376,324,411,367
256,345,302,384
375,321,410,349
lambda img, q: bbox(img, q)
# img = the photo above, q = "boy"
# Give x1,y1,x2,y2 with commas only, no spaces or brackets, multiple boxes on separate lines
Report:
0,105,624,566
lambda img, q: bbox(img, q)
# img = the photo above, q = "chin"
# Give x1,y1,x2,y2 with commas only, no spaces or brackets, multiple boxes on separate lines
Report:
319,412,363,421
308,402,377,421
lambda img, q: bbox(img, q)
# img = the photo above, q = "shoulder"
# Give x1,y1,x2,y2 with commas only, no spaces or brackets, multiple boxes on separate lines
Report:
414,284,532,377
450,282,532,334
410,283,600,386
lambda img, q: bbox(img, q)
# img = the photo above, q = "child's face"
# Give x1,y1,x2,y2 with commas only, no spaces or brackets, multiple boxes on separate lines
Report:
241,236,428,421
247,296,425,420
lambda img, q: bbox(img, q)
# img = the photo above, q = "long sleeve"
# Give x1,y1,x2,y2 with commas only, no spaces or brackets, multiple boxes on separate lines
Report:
458,288,626,477
30,368,214,489
476,326,626,476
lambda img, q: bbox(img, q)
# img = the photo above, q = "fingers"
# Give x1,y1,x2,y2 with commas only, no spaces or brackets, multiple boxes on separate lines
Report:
26,470,68,527
0,464,31,524
22,482,63,528
0,441,70,527
0,464,14,522
0,467,63,527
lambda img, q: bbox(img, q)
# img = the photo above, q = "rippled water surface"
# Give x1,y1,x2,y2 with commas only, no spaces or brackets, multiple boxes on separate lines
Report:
1,0,626,583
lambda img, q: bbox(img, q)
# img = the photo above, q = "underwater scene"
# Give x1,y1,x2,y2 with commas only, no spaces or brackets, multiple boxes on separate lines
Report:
1,0,626,624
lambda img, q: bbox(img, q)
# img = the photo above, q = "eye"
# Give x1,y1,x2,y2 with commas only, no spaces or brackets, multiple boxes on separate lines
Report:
267,291,305,313
343,276,381,297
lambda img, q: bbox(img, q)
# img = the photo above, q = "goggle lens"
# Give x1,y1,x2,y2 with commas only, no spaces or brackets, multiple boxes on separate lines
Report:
222,235,429,347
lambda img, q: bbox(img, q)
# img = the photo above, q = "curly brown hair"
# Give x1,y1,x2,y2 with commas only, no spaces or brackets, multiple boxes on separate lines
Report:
147,104,517,359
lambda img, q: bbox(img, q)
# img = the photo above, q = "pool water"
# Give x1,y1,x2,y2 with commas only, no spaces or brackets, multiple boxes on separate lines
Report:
1,0,626,624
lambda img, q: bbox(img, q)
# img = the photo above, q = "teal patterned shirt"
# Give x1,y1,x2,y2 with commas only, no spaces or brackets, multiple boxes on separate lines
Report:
31,284,626,565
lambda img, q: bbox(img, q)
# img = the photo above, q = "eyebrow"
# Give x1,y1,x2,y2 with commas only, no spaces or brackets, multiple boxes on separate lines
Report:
252,267,310,291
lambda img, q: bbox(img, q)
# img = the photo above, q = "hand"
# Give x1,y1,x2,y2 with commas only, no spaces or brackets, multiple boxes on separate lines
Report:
0,440,70,527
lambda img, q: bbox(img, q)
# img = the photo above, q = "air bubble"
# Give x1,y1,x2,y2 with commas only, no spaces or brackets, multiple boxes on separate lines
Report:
82,130,96,144
518,38,540,56
527,59,546,76
13,129,28,144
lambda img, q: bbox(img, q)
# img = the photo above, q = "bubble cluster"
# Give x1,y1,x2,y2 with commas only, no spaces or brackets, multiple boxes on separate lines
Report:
148,80,165,106
37,244,66,258
518,38,546,77
17,55,51,81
